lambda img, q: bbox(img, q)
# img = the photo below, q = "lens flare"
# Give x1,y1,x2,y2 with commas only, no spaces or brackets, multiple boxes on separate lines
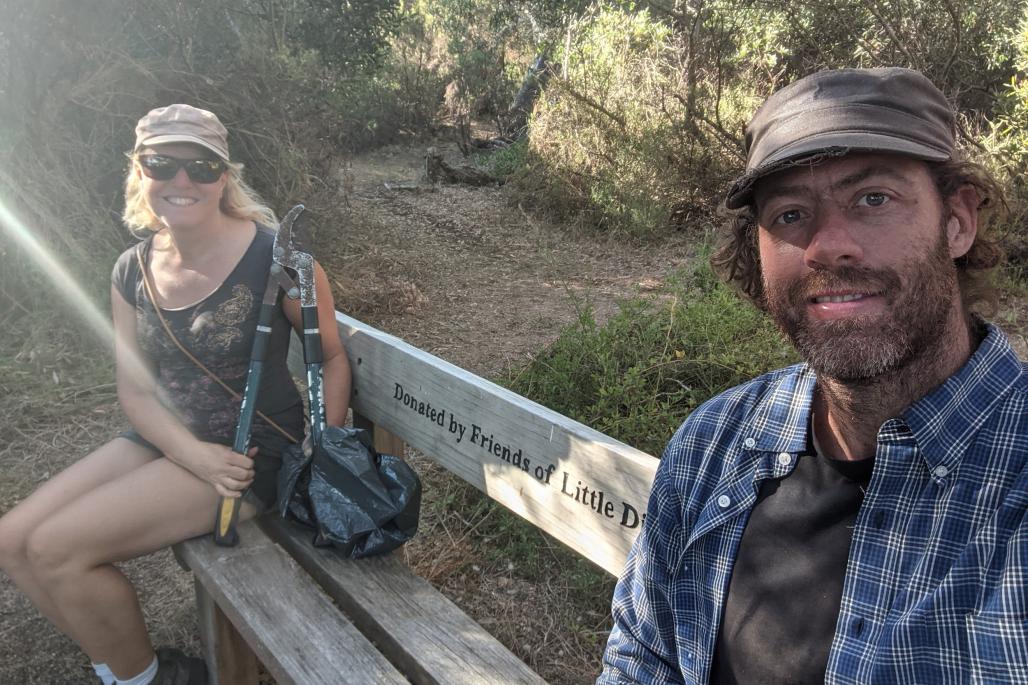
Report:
0,199,115,345
0,198,156,391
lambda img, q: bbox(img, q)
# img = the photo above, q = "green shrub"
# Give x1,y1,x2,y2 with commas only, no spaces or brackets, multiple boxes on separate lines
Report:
381,10,450,133
474,139,529,178
521,6,715,235
506,255,797,457
417,0,526,133
982,10,1028,278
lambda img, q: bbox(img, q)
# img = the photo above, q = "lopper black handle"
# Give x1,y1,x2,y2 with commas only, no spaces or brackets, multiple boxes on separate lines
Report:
213,300,276,546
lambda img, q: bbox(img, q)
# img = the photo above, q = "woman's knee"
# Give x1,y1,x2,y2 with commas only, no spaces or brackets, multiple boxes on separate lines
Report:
23,519,91,585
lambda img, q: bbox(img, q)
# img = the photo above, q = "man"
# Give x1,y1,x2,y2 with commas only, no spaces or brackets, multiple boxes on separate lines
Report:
598,67,1026,684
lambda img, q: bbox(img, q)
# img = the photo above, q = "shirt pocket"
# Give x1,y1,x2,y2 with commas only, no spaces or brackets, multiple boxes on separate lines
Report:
965,612,1028,684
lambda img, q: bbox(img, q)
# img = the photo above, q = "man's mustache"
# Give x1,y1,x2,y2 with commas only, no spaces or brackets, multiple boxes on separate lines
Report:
785,266,902,304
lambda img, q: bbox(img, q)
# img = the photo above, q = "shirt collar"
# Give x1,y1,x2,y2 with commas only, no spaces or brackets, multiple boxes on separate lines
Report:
902,323,1024,470
745,364,817,455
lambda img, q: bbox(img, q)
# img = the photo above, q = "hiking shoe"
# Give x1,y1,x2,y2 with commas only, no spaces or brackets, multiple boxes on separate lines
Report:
153,647,208,685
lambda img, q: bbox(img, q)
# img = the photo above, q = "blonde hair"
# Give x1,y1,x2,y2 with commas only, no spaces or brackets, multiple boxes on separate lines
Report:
122,154,278,234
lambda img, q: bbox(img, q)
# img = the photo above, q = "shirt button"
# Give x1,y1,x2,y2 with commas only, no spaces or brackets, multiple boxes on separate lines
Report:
717,495,731,508
743,438,756,448
851,616,864,637
933,465,949,478
872,510,887,529
777,452,792,466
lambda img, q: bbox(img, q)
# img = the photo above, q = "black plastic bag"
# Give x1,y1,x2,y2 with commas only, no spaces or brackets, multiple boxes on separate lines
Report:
276,425,421,558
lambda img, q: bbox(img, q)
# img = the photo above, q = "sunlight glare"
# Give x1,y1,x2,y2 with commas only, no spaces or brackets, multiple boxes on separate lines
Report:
0,198,116,346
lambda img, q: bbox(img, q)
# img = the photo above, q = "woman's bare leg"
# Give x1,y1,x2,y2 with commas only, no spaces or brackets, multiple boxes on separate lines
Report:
0,437,157,637
24,453,257,678
1,438,256,678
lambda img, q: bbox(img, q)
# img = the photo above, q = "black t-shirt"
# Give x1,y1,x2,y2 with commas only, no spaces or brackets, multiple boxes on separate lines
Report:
710,442,874,685
111,226,303,448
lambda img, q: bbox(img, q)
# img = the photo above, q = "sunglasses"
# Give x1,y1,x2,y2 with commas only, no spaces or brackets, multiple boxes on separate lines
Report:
138,154,227,184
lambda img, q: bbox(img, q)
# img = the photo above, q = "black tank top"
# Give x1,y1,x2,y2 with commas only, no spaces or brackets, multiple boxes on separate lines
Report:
111,226,303,446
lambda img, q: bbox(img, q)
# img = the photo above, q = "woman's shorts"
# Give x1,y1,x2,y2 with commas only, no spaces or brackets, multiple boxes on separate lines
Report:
118,429,292,514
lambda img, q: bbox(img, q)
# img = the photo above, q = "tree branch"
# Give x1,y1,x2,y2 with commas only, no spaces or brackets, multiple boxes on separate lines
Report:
551,78,627,130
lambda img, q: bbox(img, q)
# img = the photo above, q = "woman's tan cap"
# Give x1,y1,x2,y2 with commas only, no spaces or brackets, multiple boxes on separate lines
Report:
726,68,956,209
134,104,230,161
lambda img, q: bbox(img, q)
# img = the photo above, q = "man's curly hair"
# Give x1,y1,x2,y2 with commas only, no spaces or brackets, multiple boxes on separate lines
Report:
710,157,1007,317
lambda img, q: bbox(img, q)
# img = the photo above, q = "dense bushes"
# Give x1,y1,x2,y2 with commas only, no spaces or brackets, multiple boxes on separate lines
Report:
984,15,1028,266
507,257,797,456
516,0,1028,236
517,8,719,233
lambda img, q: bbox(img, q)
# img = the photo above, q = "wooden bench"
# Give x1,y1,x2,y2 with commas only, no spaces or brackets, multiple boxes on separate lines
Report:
174,311,659,684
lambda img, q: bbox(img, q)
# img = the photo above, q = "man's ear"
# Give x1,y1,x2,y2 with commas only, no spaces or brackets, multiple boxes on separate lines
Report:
945,184,979,260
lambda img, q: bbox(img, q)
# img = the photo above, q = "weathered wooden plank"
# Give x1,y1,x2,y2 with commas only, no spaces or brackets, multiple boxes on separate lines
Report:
175,521,408,685
194,578,259,685
263,517,548,685
290,312,658,576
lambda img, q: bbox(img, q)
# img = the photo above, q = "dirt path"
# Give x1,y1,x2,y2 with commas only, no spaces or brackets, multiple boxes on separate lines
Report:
324,143,697,377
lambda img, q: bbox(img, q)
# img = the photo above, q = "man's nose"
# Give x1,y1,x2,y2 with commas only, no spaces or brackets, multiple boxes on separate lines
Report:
804,206,865,269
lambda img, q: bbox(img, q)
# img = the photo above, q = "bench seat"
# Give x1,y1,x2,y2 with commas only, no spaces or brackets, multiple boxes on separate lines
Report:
262,517,547,685
174,520,407,684
173,309,657,683
176,517,547,684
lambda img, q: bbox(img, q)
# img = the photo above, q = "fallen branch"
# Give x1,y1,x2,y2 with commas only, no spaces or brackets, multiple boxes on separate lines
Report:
424,147,502,187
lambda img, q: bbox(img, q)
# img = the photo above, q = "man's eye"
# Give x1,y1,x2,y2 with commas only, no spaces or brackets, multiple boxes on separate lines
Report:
774,209,803,225
857,192,889,207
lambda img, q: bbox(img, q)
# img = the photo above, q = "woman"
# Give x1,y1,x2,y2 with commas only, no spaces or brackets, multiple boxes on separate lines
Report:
0,104,351,685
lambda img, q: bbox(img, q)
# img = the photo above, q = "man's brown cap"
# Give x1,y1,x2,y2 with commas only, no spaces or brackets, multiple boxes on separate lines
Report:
134,104,230,161
725,67,956,209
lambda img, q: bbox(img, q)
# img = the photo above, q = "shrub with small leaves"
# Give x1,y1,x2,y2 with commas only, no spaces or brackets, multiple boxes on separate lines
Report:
506,254,797,457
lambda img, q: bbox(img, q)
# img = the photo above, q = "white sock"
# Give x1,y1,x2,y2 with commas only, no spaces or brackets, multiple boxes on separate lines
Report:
92,662,116,685
114,654,159,685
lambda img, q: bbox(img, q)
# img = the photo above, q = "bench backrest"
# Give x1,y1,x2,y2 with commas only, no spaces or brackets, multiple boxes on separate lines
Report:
290,312,658,577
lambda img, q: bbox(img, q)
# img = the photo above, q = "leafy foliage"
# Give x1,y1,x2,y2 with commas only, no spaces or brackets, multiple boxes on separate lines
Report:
986,16,1028,192
474,139,530,177
516,0,1028,234
286,0,401,75
982,13,1028,276
507,256,797,457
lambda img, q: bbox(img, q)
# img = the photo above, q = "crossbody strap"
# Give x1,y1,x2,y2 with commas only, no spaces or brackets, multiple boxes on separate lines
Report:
134,243,300,444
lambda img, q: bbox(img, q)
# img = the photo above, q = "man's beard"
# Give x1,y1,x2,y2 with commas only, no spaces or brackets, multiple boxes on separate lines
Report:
763,228,958,383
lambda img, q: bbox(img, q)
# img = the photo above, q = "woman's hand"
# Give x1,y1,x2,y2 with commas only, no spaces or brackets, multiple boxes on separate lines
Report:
174,442,258,499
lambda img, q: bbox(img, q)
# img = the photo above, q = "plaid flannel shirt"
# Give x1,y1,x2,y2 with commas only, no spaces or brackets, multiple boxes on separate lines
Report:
598,324,1027,684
